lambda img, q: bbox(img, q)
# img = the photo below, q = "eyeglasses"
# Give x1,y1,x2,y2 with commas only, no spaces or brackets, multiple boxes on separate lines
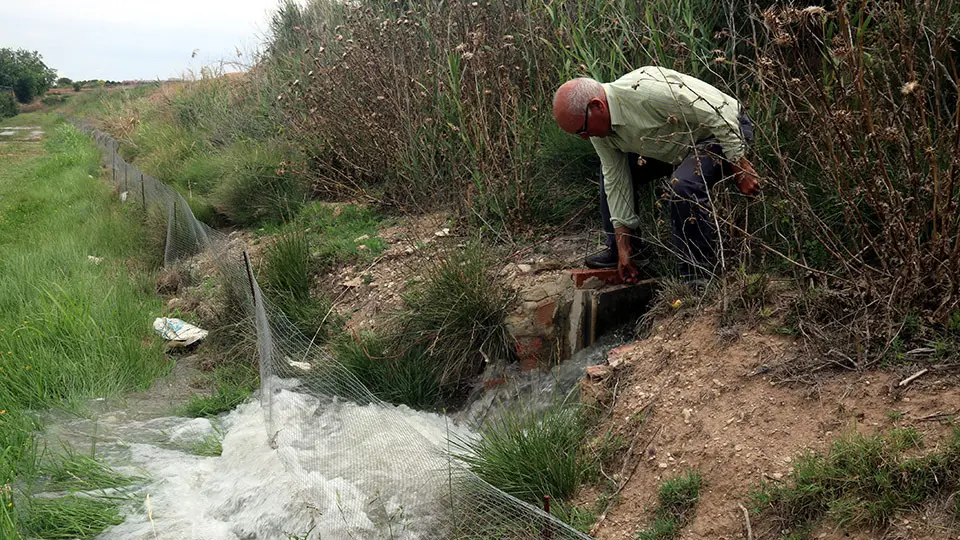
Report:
575,103,590,136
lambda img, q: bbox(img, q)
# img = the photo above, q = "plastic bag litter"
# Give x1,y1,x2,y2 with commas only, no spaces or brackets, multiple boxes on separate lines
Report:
153,317,208,347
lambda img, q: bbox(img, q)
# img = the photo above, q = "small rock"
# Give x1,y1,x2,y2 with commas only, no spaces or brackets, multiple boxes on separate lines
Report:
682,408,692,424
734,445,743,452
536,258,562,271
353,234,370,242
434,228,451,237
342,276,364,288
658,462,668,469
357,244,367,250
517,264,533,273
87,255,103,264
585,365,611,379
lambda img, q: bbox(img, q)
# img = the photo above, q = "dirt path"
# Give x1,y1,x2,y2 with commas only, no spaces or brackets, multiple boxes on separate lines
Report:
585,313,960,539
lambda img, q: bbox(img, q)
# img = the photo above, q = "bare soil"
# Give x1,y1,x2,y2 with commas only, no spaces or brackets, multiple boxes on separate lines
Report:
581,309,960,540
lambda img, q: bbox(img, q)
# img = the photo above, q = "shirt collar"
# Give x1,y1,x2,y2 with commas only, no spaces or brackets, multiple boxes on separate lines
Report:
602,83,623,127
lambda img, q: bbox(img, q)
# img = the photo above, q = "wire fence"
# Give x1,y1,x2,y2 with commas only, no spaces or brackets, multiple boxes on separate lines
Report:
68,117,592,539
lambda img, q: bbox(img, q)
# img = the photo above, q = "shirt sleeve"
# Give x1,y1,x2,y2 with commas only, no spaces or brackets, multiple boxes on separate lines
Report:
592,138,640,230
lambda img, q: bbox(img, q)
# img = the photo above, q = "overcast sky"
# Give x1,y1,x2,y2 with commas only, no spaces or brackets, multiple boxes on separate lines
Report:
0,0,283,81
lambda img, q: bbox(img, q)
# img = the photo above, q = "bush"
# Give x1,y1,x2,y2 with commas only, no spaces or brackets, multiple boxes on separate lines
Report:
0,91,18,119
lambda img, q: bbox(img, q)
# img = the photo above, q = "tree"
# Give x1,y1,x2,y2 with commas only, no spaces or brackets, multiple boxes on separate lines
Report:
0,48,57,103
56,77,73,87
72,82,82,92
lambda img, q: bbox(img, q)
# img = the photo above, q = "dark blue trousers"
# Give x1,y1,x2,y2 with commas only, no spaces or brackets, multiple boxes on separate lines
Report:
599,114,754,278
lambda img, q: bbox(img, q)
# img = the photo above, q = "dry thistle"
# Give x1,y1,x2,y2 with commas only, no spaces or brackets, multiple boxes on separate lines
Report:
900,81,919,95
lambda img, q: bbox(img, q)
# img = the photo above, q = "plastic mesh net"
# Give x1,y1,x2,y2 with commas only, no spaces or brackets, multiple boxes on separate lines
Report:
71,118,593,539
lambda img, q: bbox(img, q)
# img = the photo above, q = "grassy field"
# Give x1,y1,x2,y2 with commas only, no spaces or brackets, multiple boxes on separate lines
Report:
0,113,168,538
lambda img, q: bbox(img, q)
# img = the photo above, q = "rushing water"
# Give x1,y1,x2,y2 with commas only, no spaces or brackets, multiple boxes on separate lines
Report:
37,337,623,539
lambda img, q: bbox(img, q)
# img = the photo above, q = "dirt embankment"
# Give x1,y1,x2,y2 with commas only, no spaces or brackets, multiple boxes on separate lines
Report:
585,312,960,540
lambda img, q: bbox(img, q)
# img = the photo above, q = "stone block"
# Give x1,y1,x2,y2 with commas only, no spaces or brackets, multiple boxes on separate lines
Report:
569,268,622,288
515,337,544,371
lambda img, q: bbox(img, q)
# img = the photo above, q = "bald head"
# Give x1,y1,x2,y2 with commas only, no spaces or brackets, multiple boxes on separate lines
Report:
553,78,610,139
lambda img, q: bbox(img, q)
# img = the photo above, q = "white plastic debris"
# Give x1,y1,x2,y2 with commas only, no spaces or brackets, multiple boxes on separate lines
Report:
87,255,103,264
152,317,208,347
120,191,128,202
285,357,312,371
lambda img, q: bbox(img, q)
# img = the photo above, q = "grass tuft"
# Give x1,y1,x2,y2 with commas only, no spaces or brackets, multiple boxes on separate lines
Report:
751,428,960,532
333,332,446,411
18,496,123,539
181,362,258,418
452,406,589,505
188,432,223,457
396,246,512,392
636,470,703,540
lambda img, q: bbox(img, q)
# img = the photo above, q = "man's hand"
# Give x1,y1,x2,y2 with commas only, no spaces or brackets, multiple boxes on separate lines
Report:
731,156,760,197
615,226,639,284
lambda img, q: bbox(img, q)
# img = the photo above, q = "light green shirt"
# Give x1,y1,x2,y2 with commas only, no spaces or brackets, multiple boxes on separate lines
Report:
591,66,746,229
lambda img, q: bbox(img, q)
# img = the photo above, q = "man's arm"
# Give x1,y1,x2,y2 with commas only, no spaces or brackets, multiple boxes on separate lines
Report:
592,140,642,283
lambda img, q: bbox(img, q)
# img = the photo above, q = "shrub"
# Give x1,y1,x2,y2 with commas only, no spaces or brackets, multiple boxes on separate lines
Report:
0,91,18,119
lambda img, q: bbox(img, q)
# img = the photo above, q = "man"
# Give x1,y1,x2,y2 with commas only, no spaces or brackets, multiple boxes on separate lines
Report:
552,67,760,283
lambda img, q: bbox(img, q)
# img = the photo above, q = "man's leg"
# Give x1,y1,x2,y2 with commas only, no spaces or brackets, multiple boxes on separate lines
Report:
668,143,727,280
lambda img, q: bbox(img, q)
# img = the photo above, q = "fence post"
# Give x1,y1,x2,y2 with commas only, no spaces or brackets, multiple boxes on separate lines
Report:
141,173,146,214
124,163,128,194
243,251,257,307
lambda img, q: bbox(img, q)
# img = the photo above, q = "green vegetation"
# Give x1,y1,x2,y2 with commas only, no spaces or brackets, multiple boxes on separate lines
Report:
0,48,56,105
0,113,168,538
636,470,703,540
751,428,960,536
453,406,591,504
329,245,511,411
16,497,123,539
188,431,224,457
395,247,512,393
333,332,446,410
180,361,259,418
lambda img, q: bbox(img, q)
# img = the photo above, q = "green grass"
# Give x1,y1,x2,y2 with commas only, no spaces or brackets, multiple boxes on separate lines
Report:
635,470,703,540
396,246,512,392
750,428,960,534
181,361,258,418
16,496,124,539
41,446,142,492
333,332,447,410
188,431,223,457
0,113,168,538
277,202,387,271
261,231,337,341
452,406,590,505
